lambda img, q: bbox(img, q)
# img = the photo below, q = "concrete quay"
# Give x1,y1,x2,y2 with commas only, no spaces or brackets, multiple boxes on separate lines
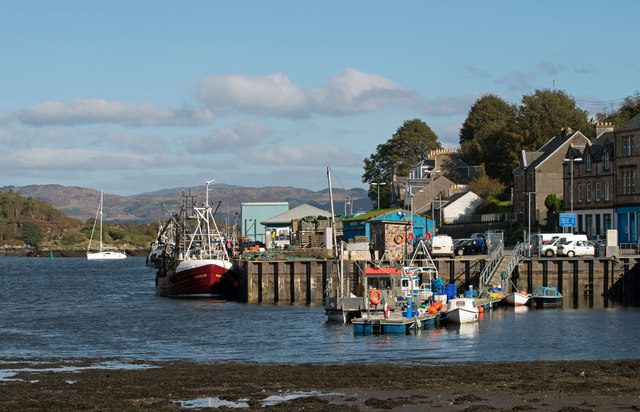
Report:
231,256,640,306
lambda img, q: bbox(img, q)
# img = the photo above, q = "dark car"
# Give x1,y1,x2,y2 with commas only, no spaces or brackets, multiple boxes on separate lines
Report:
454,239,482,256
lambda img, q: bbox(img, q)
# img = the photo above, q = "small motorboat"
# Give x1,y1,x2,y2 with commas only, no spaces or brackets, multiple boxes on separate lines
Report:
503,290,531,306
443,297,479,324
531,286,563,308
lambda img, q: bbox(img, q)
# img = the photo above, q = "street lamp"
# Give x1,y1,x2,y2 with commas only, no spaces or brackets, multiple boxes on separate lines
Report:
371,182,386,210
563,155,582,233
525,192,535,255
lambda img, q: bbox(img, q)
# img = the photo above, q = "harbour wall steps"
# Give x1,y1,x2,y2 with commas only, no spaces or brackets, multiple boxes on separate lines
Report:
231,257,640,306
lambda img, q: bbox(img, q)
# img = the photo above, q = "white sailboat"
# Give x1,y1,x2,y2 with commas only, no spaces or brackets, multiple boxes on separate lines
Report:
87,190,127,260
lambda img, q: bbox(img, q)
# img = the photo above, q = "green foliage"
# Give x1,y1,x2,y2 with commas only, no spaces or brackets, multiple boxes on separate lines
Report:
474,196,501,214
459,89,594,186
363,118,441,207
60,232,87,246
468,174,506,199
600,92,640,127
507,226,524,245
21,221,42,247
459,95,519,184
518,89,592,150
544,194,561,213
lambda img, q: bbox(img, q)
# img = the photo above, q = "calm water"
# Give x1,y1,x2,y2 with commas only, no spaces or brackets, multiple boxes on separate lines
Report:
1,255,639,364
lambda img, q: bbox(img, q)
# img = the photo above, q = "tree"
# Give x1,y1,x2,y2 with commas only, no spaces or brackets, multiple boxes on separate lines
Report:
468,174,506,199
362,119,441,207
600,92,640,128
544,194,561,213
459,95,520,184
21,221,42,247
517,89,591,150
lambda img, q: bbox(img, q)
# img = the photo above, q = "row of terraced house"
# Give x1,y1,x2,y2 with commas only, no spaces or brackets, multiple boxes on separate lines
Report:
513,113,640,246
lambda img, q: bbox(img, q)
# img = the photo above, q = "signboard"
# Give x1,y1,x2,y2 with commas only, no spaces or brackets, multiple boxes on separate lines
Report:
559,213,577,227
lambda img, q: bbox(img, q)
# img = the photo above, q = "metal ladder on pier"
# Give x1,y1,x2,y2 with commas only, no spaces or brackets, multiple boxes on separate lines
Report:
479,242,526,291
497,242,526,291
478,242,504,290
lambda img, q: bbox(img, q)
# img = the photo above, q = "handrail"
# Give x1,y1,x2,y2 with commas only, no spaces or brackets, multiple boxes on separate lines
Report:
499,242,525,290
478,242,504,289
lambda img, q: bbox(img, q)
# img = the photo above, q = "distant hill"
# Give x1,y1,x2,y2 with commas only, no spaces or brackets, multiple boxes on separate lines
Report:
0,184,372,223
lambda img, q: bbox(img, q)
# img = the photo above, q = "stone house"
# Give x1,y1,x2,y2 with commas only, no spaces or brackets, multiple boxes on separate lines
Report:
513,128,590,228
562,124,616,235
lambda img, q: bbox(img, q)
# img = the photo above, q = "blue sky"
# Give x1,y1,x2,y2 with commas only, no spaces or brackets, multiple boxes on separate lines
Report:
1,1,637,196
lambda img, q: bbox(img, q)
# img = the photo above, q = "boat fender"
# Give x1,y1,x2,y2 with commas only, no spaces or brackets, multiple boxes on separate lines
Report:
478,306,484,313
394,234,404,244
369,289,382,305
428,306,437,315
383,302,390,319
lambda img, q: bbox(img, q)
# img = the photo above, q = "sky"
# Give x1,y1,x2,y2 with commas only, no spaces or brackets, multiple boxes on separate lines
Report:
1,1,638,196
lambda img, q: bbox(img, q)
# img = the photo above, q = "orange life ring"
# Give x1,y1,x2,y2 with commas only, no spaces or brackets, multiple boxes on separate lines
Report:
369,289,382,305
407,232,414,240
394,234,404,244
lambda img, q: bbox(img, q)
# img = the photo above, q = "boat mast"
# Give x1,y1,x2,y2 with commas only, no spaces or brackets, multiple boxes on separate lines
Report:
99,190,103,252
327,167,342,298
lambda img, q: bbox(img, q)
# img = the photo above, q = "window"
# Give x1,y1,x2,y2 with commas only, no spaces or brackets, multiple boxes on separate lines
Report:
604,151,610,170
604,181,610,201
633,170,636,194
632,136,636,156
595,182,600,201
586,154,591,171
623,137,627,156
577,184,583,202
586,183,592,202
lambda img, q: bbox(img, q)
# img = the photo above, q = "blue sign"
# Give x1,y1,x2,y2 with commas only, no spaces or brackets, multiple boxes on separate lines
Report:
559,213,577,227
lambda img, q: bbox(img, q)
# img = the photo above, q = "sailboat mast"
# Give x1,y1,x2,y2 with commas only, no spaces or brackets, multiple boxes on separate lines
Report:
99,190,103,251
327,167,342,298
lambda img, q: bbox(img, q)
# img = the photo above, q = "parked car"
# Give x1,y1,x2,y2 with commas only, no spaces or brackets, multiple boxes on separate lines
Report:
453,238,470,248
428,235,455,259
589,234,605,246
541,234,588,257
557,240,596,257
454,239,482,256
469,233,484,240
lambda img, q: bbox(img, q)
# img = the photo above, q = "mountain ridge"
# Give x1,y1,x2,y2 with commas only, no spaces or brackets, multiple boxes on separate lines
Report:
0,184,371,223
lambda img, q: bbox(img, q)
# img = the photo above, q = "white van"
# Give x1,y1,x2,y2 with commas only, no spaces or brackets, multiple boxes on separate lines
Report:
428,235,455,259
540,234,588,257
531,233,564,255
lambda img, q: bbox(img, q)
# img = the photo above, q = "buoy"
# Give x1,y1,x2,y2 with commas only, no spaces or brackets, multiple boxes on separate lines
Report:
428,306,437,315
432,301,443,311
478,306,485,313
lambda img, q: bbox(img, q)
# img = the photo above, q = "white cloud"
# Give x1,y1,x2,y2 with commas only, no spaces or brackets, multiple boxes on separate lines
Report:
0,148,192,171
15,99,214,127
85,128,170,153
193,68,462,117
186,119,273,153
245,145,361,167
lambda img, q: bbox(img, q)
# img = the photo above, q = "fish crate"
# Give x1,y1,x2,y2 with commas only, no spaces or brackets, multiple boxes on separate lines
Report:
300,220,315,232
310,233,325,247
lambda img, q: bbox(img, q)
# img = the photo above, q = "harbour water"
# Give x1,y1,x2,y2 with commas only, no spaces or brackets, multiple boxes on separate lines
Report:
1,255,639,364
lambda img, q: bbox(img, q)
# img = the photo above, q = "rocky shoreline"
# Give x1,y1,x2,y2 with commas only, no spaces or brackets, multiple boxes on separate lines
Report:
0,358,638,411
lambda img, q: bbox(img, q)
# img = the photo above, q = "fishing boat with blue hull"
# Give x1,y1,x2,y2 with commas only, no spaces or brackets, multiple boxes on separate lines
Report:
352,312,436,335
531,286,563,308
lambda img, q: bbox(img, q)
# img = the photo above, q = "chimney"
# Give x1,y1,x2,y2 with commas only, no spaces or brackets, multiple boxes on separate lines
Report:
595,122,614,138
561,127,574,139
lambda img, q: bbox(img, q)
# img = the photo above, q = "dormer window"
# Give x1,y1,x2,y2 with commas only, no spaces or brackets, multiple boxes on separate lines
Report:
604,151,610,170
586,154,591,171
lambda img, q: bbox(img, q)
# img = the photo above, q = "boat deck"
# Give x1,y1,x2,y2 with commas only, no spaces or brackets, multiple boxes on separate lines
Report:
352,312,437,335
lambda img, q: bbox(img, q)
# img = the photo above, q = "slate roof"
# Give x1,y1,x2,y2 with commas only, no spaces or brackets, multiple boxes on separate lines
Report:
261,204,332,225
616,113,640,132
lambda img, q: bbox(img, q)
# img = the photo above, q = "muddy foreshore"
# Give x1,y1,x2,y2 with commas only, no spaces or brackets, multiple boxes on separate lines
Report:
0,358,638,411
